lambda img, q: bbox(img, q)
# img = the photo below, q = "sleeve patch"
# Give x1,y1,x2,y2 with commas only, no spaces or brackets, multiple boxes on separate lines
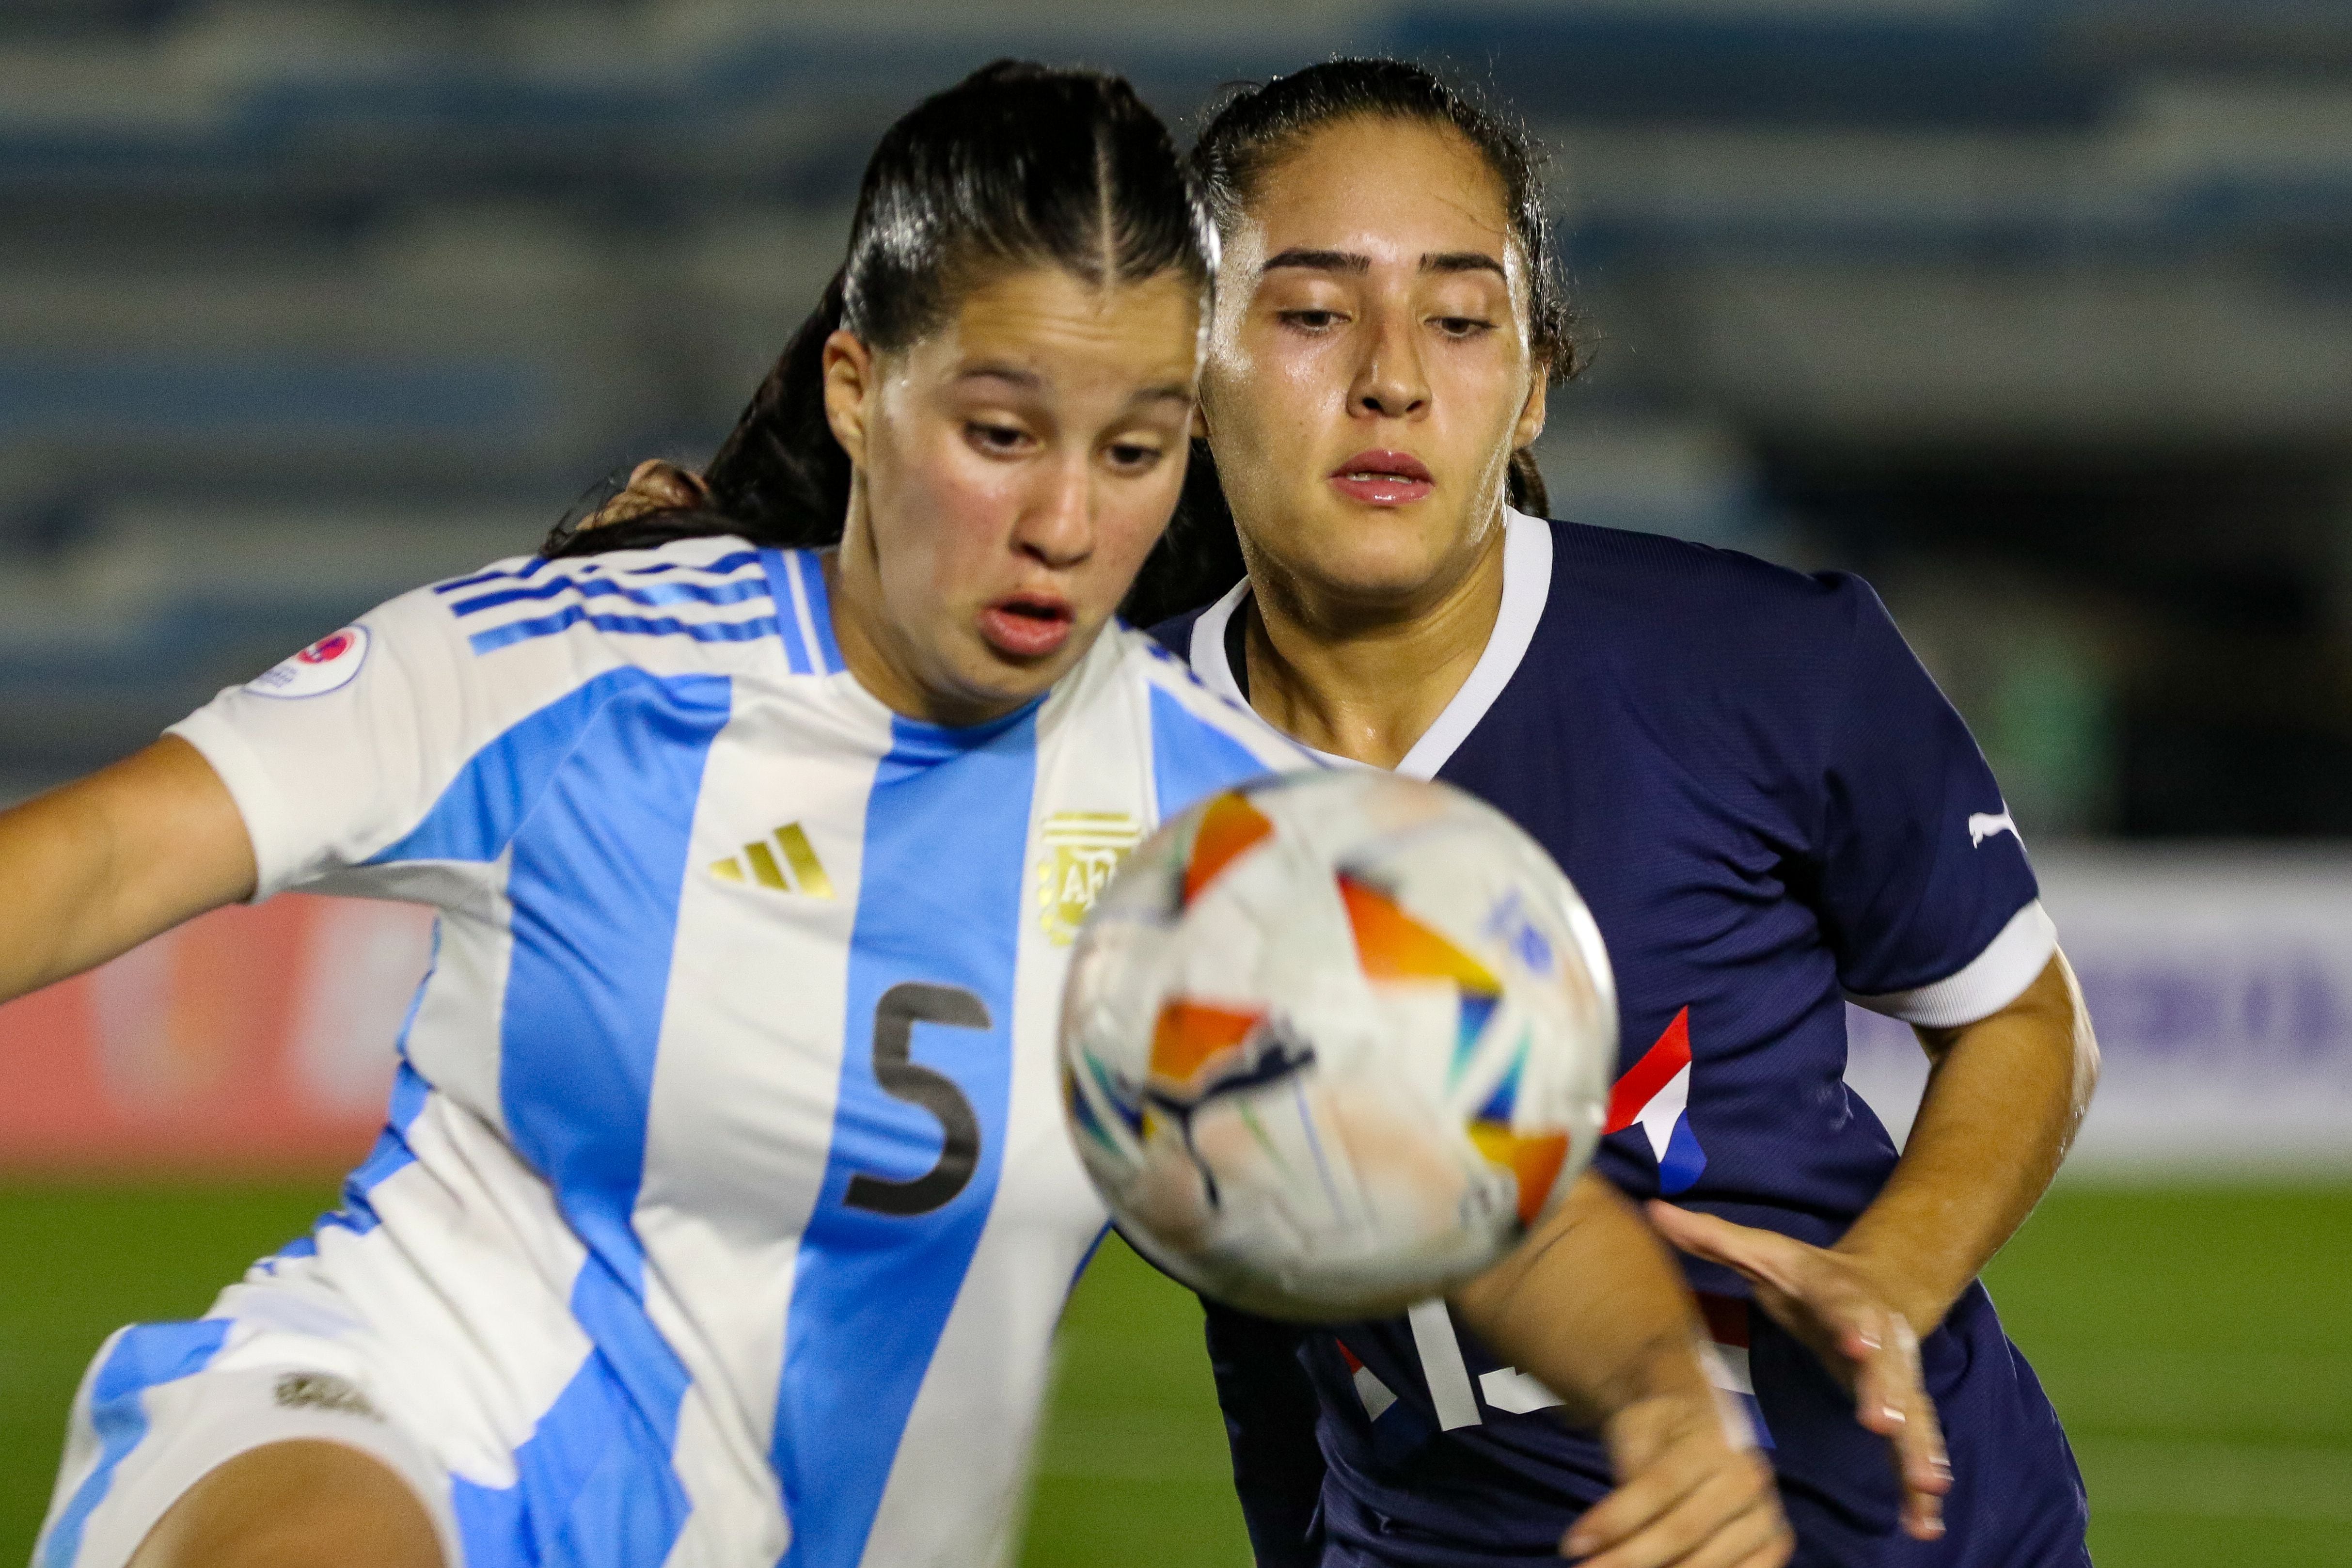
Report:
244,627,371,699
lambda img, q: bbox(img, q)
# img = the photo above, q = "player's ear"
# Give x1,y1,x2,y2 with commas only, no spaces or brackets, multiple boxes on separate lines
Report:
821,330,876,468
1511,371,1547,453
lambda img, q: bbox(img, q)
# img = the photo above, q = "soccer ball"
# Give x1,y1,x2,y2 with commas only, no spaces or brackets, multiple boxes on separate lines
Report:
1059,770,1616,1321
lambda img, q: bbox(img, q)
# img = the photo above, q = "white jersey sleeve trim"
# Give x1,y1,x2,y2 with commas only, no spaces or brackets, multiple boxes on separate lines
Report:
1185,510,1553,781
1846,899,2057,1028
166,708,305,903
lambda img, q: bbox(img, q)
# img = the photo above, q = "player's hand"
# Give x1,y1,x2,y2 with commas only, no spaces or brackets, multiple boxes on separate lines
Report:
1646,1202,1952,1542
1566,1389,1790,1566
584,459,709,529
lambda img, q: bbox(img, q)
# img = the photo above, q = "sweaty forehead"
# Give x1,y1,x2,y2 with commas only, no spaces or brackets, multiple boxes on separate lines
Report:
1241,116,1513,266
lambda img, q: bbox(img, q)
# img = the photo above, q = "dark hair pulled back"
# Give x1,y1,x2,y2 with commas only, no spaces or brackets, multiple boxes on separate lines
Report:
1123,58,1579,625
545,59,1214,559
1200,59,1578,388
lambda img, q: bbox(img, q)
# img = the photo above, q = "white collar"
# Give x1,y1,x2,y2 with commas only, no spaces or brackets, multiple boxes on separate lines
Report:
1187,508,1554,780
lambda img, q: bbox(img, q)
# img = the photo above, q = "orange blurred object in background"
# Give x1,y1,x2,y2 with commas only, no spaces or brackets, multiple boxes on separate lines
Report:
0,897,432,1173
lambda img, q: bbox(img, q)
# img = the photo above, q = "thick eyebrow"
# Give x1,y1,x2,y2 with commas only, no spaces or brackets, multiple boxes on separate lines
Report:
1259,247,1507,280
1262,248,1370,275
1423,251,1507,279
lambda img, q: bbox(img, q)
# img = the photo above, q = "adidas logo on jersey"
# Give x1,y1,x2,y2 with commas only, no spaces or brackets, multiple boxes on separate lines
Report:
711,824,834,898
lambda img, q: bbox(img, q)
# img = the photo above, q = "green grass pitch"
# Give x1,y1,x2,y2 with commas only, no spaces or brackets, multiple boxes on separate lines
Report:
3,1183,2346,1566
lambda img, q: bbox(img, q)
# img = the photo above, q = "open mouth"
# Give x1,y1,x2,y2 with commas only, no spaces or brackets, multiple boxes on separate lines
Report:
978,594,1076,659
1329,449,1435,506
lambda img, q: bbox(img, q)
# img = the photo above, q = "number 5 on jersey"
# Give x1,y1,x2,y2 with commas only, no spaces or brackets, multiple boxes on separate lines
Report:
845,982,991,1217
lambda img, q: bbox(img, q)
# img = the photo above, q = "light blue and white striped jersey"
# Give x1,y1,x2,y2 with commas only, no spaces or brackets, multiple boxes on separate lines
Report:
153,535,1306,1567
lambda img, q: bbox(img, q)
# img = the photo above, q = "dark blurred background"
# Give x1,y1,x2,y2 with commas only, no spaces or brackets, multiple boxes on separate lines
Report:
0,4,2347,1564
2,0,2350,836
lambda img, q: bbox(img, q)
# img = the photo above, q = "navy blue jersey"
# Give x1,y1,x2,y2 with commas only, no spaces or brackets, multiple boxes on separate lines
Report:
1152,515,2087,1568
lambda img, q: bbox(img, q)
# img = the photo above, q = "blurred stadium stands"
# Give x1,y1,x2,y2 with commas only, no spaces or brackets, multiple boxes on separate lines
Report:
1,0,2348,835
5,20,2345,1558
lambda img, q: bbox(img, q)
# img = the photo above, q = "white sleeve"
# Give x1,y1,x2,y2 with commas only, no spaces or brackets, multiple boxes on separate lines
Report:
167,568,568,903
1844,900,2058,1029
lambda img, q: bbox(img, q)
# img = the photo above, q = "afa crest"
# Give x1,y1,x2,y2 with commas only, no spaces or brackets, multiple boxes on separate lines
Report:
1036,812,1143,945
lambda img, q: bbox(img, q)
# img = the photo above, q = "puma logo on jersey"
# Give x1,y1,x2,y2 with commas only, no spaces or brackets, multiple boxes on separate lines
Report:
1968,810,2019,848
711,823,833,898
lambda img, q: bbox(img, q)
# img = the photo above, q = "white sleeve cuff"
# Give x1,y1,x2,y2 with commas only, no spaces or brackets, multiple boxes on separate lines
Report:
1846,900,2057,1028
166,708,302,903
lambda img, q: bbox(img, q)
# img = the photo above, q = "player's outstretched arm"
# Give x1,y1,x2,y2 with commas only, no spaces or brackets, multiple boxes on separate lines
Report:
1649,949,2097,1541
1452,1172,1792,1567
0,737,256,1005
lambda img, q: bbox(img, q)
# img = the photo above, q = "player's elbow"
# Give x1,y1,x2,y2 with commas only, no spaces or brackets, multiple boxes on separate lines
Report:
2053,946,2101,1116
2012,948,2101,1142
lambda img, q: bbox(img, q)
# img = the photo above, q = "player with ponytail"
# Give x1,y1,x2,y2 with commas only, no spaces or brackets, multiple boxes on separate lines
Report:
16,61,1228,1568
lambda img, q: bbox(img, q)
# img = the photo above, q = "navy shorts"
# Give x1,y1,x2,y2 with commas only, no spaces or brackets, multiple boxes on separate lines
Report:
1308,1282,2088,1567
1764,1282,2089,1567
